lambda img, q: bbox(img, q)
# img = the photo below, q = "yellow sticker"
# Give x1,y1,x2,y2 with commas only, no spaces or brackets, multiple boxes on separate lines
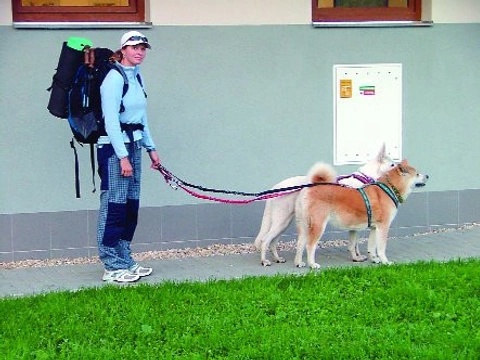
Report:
340,79,352,98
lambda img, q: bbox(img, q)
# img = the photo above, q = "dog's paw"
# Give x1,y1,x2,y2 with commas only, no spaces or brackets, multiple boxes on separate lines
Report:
295,261,306,268
369,255,381,264
309,263,321,269
352,254,368,262
261,259,272,267
382,260,394,266
275,257,286,264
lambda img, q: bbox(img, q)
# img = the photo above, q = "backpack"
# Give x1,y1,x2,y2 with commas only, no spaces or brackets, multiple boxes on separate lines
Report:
47,38,146,198
47,38,92,119
68,47,121,144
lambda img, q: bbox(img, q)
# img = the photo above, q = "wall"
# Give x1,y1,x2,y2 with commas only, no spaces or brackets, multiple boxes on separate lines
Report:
3,1,480,25
1,1,479,262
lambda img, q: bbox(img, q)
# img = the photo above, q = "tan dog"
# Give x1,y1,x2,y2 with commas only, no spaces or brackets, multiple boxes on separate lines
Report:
294,160,428,269
254,144,395,266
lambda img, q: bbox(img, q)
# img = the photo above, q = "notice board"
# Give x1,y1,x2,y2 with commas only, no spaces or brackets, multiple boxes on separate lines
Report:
333,63,402,165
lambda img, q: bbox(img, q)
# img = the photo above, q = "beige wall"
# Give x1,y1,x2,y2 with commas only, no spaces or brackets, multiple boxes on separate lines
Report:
2,0,480,26
151,0,310,25
0,1,11,24
432,0,480,23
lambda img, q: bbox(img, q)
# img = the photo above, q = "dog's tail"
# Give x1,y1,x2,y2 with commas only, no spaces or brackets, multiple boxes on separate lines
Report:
307,162,337,184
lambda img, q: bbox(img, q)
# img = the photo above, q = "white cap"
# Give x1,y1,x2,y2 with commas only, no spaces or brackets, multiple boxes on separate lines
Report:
120,30,151,49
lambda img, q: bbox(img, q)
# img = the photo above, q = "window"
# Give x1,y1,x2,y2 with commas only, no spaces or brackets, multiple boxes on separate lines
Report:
312,0,422,24
12,0,146,23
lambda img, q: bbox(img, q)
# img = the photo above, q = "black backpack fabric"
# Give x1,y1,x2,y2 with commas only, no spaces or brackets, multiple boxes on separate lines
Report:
68,47,123,144
47,40,89,119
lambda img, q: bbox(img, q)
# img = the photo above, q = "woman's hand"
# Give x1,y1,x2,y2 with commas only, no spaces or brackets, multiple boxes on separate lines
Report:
149,150,161,170
120,157,133,177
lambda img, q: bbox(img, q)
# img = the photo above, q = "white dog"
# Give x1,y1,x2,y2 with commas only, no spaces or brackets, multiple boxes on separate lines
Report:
254,144,395,266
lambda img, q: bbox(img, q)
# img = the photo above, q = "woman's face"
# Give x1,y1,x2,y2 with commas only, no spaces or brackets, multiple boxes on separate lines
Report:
121,44,148,66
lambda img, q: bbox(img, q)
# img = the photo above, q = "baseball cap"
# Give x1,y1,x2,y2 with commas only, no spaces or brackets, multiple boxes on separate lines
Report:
120,31,151,49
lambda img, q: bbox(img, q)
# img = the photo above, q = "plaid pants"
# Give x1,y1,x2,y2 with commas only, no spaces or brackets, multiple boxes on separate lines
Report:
96,142,142,271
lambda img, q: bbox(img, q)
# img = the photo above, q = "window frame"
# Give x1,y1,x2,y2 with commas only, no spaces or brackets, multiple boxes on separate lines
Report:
312,0,422,23
12,0,146,23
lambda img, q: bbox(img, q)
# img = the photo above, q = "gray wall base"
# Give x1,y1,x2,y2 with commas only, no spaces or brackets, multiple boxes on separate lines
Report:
1,189,479,263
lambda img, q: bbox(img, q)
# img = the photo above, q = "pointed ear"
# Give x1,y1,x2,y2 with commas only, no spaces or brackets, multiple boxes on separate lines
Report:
398,159,410,174
377,142,386,161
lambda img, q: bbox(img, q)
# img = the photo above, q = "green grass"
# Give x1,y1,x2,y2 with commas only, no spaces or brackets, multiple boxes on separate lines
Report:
1,259,479,359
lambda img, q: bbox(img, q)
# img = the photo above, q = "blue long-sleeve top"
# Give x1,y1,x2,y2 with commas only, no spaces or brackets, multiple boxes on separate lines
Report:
98,62,156,159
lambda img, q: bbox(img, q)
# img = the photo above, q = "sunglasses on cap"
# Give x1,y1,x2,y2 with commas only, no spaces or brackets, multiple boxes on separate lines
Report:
125,35,148,43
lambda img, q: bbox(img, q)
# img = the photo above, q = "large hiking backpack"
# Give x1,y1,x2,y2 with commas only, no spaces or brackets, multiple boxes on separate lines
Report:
47,37,145,198
47,37,92,119
68,47,118,144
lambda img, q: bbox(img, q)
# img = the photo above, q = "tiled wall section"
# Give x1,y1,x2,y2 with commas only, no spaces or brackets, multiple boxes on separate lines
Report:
1,189,479,263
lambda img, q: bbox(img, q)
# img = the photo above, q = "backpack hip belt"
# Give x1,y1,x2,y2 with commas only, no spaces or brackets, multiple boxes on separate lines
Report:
121,123,144,145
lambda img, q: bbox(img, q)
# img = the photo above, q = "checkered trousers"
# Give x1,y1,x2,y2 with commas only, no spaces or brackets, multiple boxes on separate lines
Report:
96,142,142,270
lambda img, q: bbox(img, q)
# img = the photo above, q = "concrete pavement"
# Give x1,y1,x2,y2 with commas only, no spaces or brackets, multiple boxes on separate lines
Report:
1,225,479,298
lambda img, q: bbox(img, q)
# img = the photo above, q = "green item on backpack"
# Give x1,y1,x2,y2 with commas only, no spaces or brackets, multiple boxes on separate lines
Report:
66,37,92,51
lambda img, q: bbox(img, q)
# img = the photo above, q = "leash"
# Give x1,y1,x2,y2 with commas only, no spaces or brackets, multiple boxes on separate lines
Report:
172,183,301,204
157,164,403,226
156,164,342,204
156,164,389,205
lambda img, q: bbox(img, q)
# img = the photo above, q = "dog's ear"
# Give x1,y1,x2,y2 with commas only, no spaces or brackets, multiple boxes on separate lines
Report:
398,160,411,174
377,142,386,161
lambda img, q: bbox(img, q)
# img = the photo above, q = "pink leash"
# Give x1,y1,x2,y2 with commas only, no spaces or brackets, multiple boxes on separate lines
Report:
176,183,300,204
157,165,302,204
156,164,359,205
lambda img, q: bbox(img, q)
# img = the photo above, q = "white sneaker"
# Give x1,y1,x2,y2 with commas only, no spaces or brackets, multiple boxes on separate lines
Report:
102,269,140,283
129,264,153,277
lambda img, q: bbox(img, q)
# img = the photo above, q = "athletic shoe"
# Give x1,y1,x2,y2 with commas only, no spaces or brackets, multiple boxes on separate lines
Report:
102,269,140,283
129,264,153,277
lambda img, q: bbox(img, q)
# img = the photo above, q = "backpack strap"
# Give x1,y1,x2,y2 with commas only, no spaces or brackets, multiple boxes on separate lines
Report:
70,138,97,198
70,139,81,199
109,62,147,108
136,73,147,98
109,62,129,113
89,143,96,194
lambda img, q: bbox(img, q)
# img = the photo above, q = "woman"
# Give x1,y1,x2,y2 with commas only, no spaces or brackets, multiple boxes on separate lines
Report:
96,31,160,283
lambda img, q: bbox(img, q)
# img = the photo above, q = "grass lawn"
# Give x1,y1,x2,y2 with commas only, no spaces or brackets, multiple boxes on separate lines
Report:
1,259,479,359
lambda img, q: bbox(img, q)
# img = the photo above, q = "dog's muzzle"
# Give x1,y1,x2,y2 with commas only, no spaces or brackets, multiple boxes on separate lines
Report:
415,174,429,187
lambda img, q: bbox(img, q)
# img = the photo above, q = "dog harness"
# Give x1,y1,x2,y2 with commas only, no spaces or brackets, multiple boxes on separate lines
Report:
336,172,375,185
357,182,400,228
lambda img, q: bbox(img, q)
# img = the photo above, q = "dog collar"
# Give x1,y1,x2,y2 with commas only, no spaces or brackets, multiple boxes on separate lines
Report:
386,175,405,204
374,182,401,207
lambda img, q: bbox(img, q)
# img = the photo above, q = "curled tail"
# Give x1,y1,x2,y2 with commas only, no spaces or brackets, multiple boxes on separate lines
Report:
307,162,337,184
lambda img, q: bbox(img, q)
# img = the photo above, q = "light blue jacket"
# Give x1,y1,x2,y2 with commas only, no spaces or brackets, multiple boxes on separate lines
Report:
98,62,156,159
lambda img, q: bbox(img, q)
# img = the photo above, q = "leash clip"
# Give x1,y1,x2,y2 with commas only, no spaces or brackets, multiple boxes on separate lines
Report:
168,181,179,190
157,164,179,190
